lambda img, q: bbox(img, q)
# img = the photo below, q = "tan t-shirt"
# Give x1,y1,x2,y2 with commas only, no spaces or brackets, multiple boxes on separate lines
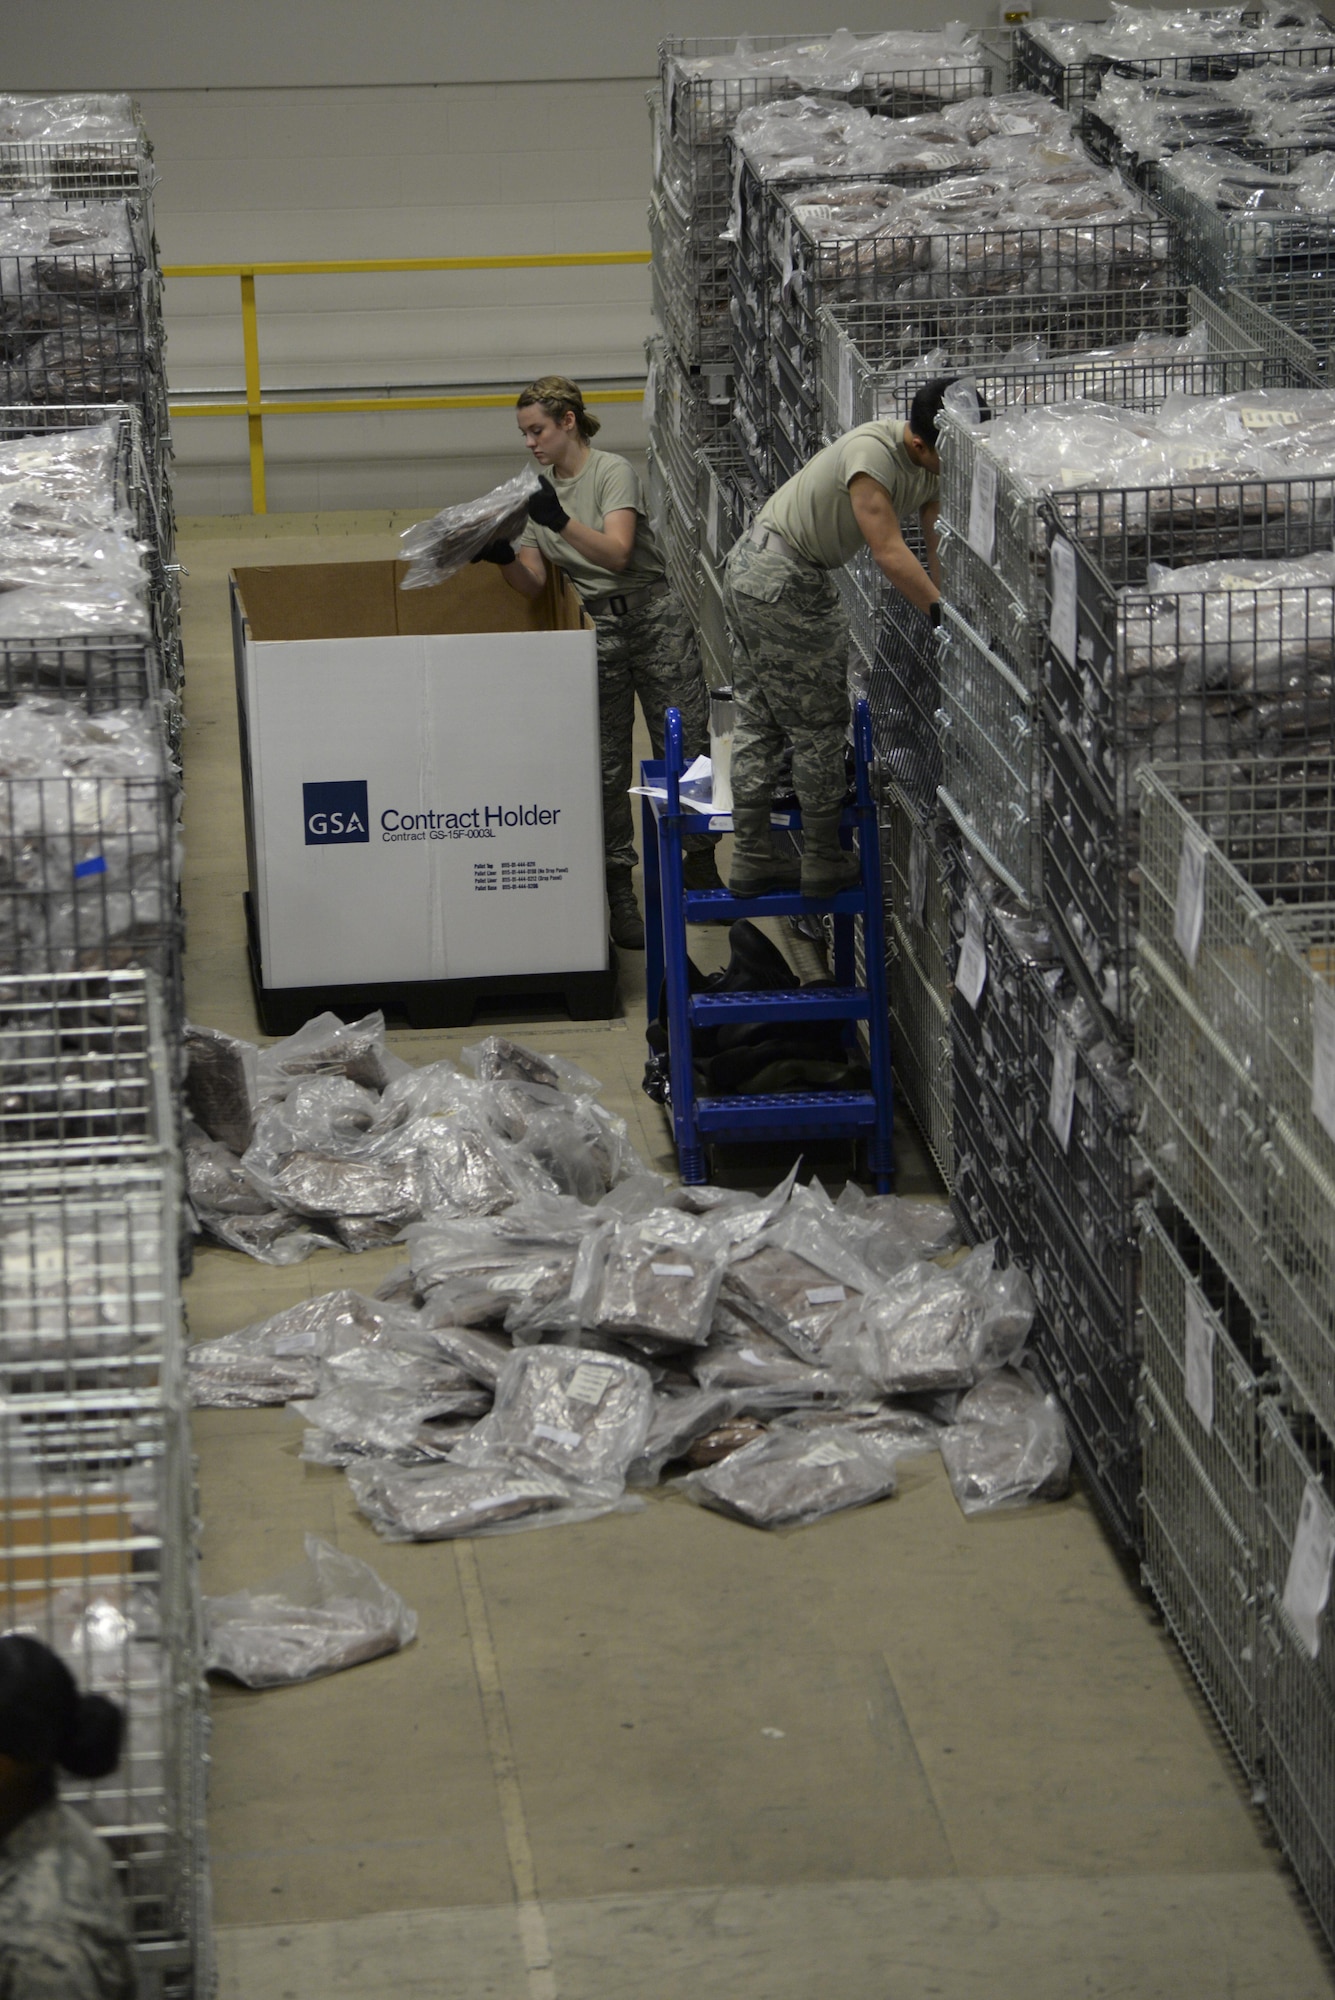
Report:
518,448,665,601
757,422,938,569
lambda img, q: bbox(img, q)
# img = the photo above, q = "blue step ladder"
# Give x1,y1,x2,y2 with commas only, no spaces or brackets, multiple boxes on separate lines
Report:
641,695,895,1191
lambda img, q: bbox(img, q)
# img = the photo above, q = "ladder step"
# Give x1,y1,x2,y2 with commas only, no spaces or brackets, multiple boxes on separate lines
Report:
693,1090,878,1137
689,987,869,1025
683,886,866,920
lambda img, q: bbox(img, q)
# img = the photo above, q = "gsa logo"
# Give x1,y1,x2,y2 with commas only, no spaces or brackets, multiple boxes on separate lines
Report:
303,779,369,845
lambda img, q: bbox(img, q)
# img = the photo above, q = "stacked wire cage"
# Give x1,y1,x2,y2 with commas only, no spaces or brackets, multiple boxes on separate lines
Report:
933,286,1309,913
0,99,202,1992
1133,753,1335,1955
0,968,209,1999
1012,12,1335,114
696,425,768,688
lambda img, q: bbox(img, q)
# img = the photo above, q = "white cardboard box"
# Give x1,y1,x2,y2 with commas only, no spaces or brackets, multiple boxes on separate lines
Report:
230,559,607,1003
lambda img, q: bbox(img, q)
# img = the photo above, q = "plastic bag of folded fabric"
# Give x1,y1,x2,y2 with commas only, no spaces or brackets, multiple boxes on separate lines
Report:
347,1456,631,1541
203,1535,417,1687
681,1425,901,1529
938,1367,1071,1515
398,469,540,588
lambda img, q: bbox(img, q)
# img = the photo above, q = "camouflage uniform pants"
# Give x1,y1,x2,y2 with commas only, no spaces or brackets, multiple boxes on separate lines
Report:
722,537,851,814
595,581,712,879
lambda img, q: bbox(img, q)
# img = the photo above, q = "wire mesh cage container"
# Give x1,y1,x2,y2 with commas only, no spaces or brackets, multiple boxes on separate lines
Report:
1029,1176,1143,1549
937,601,1042,906
1258,1595,1335,1960
1040,507,1335,1033
1141,1199,1271,1556
840,550,941,818
0,194,168,462
0,1156,204,1992
1028,958,1143,1325
657,31,998,237
947,859,1047,1259
1151,149,1335,355
887,911,955,1189
824,283,1304,440
1013,13,1335,113
0,96,156,202
1141,1371,1263,1775
696,426,769,684
0,967,173,1162
0,767,182,1035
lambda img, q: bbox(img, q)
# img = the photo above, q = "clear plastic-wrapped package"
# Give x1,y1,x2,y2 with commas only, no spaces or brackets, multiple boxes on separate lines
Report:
627,1386,740,1486
183,1022,257,1154
0,95,141,145
204,1536,417,1686
409,1321,512,1388
671,24,984,97
254,1009,400,1098
720,1210,878,1364
184,1125,269,1218
682,1426,901,1528
187,1289,411,1407
938,1367,1071,1514
1121,550,1335,707
593,1210,731,1351
450,1345,654,1489
296,1380,485,1466
398,469,540,589
347,1456,615,1539
1027,2,1331,69
692,1308,858,1409
822,1245,1034,1396
461,1035,600,1093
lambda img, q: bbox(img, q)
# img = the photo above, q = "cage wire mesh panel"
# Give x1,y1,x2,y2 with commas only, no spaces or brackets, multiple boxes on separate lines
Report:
697,425,768,683
1013,15,1335,113
0,1156,204,1994
654,34,997,371
880,784,955,1187
1139,1200,1270,1779
0,968,172,1161
1136,758,1335,1407
0,193,169,466
937,602,1042,907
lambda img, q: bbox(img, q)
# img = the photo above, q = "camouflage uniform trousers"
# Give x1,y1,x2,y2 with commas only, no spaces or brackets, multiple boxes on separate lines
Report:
722,536,851,815
594,580,713,881
0,1801,139,1999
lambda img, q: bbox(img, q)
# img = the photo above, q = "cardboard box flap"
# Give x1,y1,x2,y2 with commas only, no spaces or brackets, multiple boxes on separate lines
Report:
232,559,589,643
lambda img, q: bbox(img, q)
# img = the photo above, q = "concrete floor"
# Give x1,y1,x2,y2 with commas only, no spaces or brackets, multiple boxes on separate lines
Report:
181,511,1335,1999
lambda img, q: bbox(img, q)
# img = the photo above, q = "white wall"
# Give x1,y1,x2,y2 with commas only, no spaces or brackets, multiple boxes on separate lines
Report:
146,78,657,513
13,1,1104,513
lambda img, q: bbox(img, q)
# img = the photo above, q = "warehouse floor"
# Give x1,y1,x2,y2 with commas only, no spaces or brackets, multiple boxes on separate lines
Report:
180,511,1335,2000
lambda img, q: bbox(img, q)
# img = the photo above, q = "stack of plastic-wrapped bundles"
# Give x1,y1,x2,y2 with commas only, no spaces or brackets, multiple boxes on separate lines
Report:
186,1022,1070,1533
1016,2,1335,108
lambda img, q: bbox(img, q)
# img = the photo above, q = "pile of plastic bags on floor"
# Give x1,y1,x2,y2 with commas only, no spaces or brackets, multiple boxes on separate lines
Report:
183,1013,643,1263
191,1090,1071,1532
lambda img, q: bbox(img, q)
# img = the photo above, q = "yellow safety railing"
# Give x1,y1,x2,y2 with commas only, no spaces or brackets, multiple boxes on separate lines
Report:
160,253,653,515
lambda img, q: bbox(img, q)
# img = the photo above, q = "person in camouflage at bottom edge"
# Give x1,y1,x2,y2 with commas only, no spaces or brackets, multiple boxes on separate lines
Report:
722,378,953,899
0,1635,139,1999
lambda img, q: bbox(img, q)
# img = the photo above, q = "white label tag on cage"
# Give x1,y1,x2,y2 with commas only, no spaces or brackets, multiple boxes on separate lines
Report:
807,1438,856,1466
706,481,720,560
1173,828,1208,970
566,1362,614,1406
956,903,988,1010
1047,1028,1078,1152
782,217,795,294
1049,534,1078,667
1183,1286,1215,1434
908,823,928,926
651,1261,694,1278
967,453,997,563
838,346,855,433
1311,980,1335,1147
1284,1479,1335,1659
653,112,663,184
805,1285,846,1305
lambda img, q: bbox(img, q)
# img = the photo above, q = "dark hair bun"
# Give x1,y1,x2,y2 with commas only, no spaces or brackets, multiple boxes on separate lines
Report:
58,1692,123,1780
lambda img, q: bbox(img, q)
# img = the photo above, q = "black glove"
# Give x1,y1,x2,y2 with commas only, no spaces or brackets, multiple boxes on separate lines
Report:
471,539,515,565
527,477,570,532
929,601,942,629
